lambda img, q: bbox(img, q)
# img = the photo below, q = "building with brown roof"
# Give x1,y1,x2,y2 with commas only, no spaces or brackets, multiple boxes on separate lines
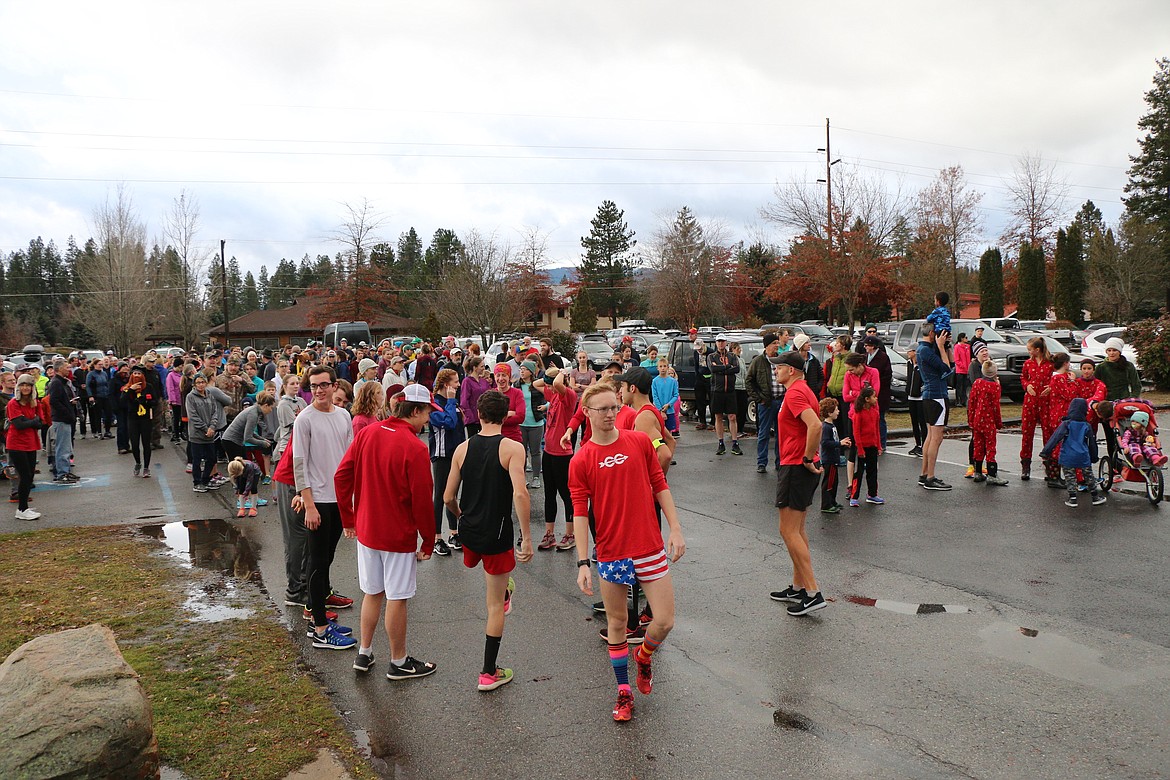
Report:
204,297,414,349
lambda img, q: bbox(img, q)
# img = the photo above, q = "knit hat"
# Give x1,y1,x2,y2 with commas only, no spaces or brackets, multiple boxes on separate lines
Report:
793,334,811,351
521,360,537,376
762,332,779,347
358,358,377,374
981,360,997,379
1104,337,1125,353
1130,410,1150,427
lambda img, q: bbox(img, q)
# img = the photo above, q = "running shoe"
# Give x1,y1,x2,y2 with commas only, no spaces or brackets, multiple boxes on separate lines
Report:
205,480,224,490
757,465,767,474
598,625,645,645
922,477,952,491
612,690,634,722
387,657,437,680
255,498,269,507
325,591,354,609
821,505,841,514
973,473,987,483
504,577,515,616
351,650,374,673
477,667,513,691
247,507,257,517
786,590,827,616
237,507,246,518
1064,496,1078,507
592,601,606,615
15,508,41,521
730,443,743,456
530,475,542,489
185,463,193,473
133,465,141,477
310,624,356,650
304,620,353,638
865,495,885,505
555,533,575,551
716,442,726,456
302,607,339,623
638,608,652,627
537,532,556,551
634,651,653,695
261,476,272,486
908,446,923,457
141,468,151,479
433,538,451,557
987,476,1009,486
964,465,975,479
1092,494,1107,506
447,534,462,551
849,498,860,507
770,585,804,603
193,485,208,493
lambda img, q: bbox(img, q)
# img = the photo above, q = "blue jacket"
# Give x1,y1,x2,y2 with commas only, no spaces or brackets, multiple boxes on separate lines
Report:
85,369,111,399
428,397,465,460
916,340,952,400
1040,398,1097,468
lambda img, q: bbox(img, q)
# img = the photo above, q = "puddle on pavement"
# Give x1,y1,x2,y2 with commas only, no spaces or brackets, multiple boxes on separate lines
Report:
979,622,1164,692
140,519,260,623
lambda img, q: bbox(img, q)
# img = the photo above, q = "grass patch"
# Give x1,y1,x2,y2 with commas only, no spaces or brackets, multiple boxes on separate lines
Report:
0,526,375,780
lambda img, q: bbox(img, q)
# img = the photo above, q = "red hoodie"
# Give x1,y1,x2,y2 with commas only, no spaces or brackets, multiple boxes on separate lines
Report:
334,417,434,555
850,403,881,450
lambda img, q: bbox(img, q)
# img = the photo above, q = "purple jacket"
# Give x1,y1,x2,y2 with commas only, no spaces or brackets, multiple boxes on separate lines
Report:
459,375,493,425
166,370,183,405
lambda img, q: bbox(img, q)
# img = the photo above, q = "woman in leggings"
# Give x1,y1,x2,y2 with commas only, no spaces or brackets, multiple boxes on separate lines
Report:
515,361,546,489
123,367,157,478
7,374,48,520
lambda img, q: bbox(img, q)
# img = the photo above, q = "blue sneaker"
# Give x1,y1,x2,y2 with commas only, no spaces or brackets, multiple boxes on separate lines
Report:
255,498,269,507
865,495,885,505
848,498,860,507
311,624,357,650
305,620,353,639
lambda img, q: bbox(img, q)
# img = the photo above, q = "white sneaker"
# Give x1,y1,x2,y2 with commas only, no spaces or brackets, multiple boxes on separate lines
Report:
15,508,41,521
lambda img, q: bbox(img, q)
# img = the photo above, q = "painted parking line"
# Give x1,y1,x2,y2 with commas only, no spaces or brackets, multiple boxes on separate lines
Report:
155,466,179,517
33,475,112,490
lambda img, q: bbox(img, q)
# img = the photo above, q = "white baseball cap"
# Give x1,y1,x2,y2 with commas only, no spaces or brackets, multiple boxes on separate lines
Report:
401,383,444,411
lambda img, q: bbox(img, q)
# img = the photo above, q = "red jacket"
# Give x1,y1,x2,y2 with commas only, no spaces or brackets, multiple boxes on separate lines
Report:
334,417,434,555
5,398,49,452
850,403,881,449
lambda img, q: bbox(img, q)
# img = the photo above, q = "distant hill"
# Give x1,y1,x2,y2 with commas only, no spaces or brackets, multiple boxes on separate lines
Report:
546,266,576,284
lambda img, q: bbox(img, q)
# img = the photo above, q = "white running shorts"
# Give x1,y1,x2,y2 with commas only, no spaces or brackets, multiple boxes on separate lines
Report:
357,542,417,599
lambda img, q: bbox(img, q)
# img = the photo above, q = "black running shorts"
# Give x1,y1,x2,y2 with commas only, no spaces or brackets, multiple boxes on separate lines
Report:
775,464,820,511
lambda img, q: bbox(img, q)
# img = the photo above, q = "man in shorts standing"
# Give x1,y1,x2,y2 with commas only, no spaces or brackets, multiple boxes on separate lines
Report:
768,352,828,616
916,327,953,491
443,391,533,692
706,335,742,456
570,383,686,722
335,384,439,680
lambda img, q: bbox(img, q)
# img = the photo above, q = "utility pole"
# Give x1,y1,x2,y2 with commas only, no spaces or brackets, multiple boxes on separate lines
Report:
817,118,842,324
220,239,230,346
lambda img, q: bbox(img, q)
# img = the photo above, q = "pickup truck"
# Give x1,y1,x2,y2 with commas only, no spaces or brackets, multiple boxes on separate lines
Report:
892,319,1028,402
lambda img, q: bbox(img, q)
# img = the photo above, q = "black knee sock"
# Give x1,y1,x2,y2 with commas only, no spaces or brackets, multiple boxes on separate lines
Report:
483,634,502,676
987,461,998,477
973,459,983,475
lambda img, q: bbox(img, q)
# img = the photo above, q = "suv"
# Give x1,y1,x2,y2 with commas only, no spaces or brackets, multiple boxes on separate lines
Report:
667,333,764,427
892,319,1028,402
760,323,836,347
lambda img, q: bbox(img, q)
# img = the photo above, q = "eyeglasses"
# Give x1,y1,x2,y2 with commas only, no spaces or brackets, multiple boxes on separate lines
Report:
309,382,334,391
586,405,622,415
866,330,877,334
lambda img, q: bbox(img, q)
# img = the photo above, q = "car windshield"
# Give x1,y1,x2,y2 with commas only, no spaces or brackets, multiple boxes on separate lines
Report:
800,324,834,339
580,341,613,355
953,321,1006,343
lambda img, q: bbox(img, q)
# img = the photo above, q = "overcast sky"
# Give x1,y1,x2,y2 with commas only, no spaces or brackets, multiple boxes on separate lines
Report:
1,1,1166,280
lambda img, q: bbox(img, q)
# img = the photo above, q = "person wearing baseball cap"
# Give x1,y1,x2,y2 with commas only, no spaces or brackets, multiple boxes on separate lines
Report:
768,349,827,616
706,336,742,455
335,371,440,680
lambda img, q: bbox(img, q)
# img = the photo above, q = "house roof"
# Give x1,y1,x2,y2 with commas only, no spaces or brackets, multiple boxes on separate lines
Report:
205,297,413,336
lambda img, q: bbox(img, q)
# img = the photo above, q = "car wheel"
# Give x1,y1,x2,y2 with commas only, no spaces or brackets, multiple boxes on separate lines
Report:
745,401,758,428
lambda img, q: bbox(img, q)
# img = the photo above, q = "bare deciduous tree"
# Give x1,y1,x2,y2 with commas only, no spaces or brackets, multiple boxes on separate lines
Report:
761,164,912,250
431,230,516,342
329,198,388,273
82,184,153,355
999,151,1070,256
648,207,734,327
163,189,209,346
916,165,985,305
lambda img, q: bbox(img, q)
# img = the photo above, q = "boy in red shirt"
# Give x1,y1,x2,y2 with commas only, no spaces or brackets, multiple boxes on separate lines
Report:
335,384,439,680
570,384,685,723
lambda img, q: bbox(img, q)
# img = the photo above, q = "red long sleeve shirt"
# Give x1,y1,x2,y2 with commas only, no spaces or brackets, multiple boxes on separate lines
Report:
335,417,434,555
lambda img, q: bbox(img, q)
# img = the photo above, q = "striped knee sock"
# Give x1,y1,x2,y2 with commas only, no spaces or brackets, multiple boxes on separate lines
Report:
635,633,661,664
608,641,630,693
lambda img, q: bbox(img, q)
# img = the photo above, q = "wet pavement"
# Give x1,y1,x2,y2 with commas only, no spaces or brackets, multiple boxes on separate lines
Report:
6,429,1169,778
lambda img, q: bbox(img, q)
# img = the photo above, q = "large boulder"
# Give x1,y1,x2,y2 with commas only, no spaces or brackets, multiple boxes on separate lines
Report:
0,623,159,779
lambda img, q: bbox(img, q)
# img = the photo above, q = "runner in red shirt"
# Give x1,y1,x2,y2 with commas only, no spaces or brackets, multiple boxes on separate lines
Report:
560,361,623,450
533,366,579,551
492,364,526,443
570,383,685,723
767,352,828,617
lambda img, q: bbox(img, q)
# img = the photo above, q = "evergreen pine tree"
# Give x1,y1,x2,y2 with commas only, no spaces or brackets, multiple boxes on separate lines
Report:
569,285,599,333
579,200,639,328
978,247,1004,318
1016,243,1046,318
257,265,270,309
1123,57,1170,309
1053,226,1085,324
242,271,260,312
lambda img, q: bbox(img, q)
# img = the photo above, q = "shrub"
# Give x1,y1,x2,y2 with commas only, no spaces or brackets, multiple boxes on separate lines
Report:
537,329,577,359
1129,311,1170,390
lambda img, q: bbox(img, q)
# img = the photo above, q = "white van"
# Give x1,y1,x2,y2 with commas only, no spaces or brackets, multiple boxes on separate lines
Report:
323,321,372,349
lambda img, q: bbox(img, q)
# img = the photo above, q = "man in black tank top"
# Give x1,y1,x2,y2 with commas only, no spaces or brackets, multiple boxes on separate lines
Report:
444,391,533,692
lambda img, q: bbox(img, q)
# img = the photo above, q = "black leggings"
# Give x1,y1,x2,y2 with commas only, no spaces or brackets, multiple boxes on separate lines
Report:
10,450,36,511
908,399,926,447
694,380,710,426
850,446,879,499
308,502,342,628
542,451,572,529
127,415,152,468
432,457,457,534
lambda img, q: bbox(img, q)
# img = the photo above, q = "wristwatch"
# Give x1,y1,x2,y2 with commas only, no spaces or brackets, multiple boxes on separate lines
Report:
803,457,815,464
577,559,590,568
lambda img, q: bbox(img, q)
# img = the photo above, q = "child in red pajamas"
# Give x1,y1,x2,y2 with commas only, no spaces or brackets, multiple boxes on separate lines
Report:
1044,353,1080,487
1019,337,1054,481
967,361,1008,486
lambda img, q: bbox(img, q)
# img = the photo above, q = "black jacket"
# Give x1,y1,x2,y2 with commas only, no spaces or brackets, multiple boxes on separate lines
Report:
47,374,78,425
706,349,740,394
866,349,893,412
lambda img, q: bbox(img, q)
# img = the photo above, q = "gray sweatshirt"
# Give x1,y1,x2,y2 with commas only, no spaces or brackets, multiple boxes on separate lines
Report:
291,404,352,502
185,386,232,444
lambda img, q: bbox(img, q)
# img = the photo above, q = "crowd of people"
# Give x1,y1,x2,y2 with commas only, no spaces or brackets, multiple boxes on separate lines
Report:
1,306,1159,722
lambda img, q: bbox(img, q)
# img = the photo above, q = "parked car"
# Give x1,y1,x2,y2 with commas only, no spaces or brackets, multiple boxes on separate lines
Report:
577,339,617,371
982,317,1021,331
69,349,106,363
1000,332,1098,365
760,323,836,347
578,332,609,343
1016,321,1075,346
892,320,1028,402
1080,326,1140,369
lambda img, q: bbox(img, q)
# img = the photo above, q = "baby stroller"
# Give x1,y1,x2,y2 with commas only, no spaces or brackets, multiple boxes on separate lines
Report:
1096,399,1164,506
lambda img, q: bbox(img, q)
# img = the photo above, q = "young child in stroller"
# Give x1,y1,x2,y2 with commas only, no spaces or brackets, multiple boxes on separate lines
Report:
1121,409,1166,467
